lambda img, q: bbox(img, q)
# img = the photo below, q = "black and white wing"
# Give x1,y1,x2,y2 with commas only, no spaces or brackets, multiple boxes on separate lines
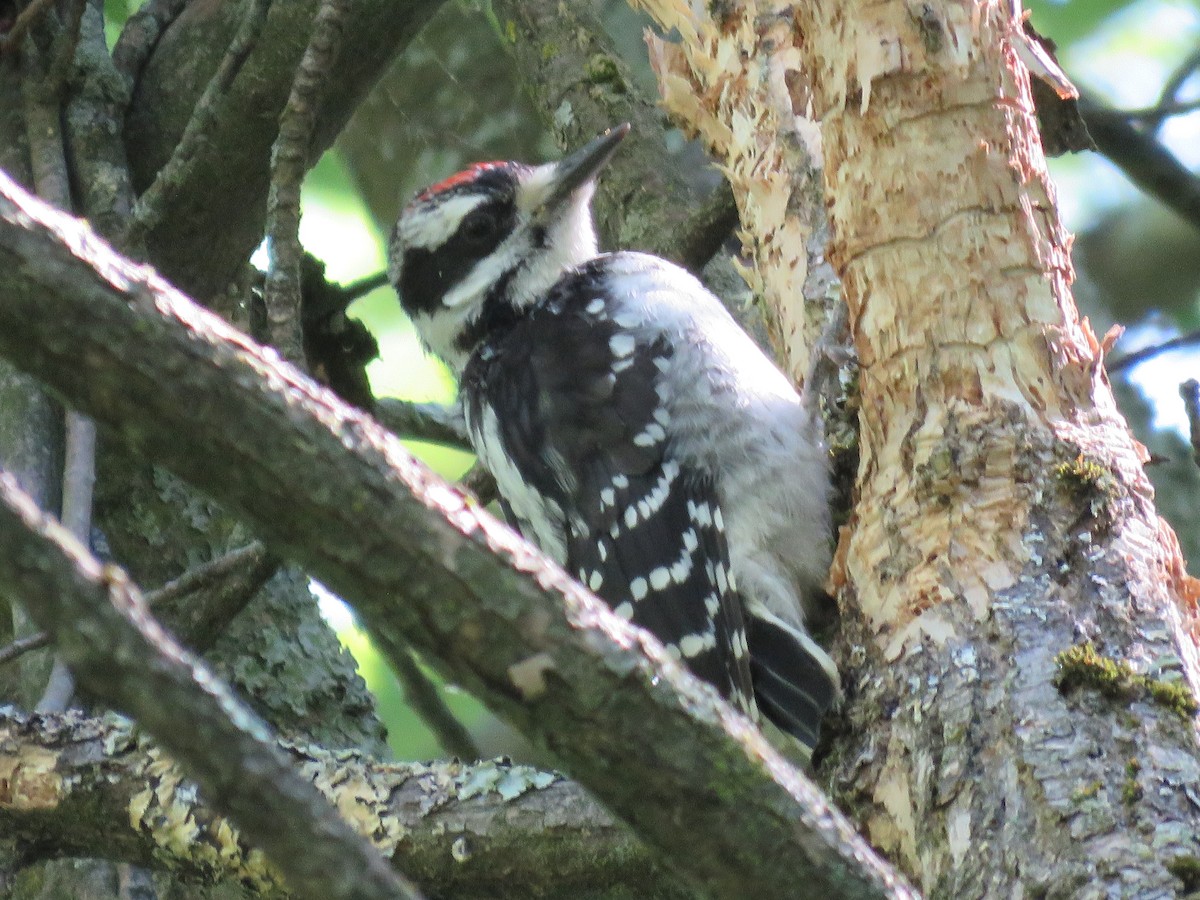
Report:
461,265,756,715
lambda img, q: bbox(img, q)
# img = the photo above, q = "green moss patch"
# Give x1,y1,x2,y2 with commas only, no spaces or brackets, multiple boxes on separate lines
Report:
1054,642,1198,721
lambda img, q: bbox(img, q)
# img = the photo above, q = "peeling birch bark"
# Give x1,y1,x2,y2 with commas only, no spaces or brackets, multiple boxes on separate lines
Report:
800,1,1200,896
629,0,837,384
630,0,1200,896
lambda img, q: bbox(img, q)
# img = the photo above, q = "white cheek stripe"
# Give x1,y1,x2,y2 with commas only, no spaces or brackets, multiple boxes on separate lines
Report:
401,194,488,250
442,247,518,309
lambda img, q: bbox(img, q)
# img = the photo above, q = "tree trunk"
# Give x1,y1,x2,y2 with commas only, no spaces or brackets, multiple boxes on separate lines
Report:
633,0,1200,895
799,1,1200,895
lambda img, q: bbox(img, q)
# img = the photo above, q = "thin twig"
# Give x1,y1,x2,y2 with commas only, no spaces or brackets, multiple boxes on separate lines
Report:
1181,379,1200,467
1120,96,1200,127
1079,90,1200,233
341,271,389,303
46,0,87,93
59,411,96,543
35,410,96,712
0,632,51,666
111,0,191,84
158,541,272,607
127,0,273,244
392,648,481,761
1107,329,1200,373
301,267,389,323
263,0,352,366
0,541,277,667
1155,47,1200,133
375,398,470,449
0,0,57,54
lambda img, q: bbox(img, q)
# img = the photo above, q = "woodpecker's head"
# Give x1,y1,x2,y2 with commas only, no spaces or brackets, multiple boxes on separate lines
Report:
389,124,630,372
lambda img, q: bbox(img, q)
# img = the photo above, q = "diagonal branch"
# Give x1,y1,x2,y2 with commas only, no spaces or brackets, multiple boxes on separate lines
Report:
0,170,917,900
375,397,470,449
0,473,423,900
1079,90,1200,234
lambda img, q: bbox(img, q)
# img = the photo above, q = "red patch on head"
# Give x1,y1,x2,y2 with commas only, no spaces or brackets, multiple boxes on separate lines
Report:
415,162,508,202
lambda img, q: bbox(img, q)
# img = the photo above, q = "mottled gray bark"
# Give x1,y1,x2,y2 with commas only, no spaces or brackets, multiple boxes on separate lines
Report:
0,709,678,900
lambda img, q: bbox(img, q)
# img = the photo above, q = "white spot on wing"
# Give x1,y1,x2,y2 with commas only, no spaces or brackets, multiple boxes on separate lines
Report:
609,334,636,358
679,634,706,658
670,557,691,583
715,563,729,594
632,430,657,448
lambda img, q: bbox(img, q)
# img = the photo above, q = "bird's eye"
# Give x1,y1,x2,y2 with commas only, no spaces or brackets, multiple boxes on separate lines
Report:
461,209,498,244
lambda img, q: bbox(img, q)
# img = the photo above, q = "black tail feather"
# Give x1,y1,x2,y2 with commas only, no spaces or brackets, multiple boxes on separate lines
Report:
747,611,837,749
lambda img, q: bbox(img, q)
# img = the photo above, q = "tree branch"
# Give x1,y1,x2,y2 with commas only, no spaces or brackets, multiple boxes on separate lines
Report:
33,405,95,713
110,0,190,85
1079,90,1200,234
0,473,422,900
0,166,916,900
374,398,470,450
1108,329,1200,374
0,709,677,899
264,0,352,366
46,0,86,94
127,0,274,246
123,0,444,298
391,647,481,762
0,539,279,666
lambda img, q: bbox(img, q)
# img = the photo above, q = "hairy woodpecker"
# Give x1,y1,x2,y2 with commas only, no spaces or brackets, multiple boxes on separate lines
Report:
389,125,838,749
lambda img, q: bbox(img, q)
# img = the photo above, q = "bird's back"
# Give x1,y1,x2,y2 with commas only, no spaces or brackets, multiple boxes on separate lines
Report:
463,251,838,747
